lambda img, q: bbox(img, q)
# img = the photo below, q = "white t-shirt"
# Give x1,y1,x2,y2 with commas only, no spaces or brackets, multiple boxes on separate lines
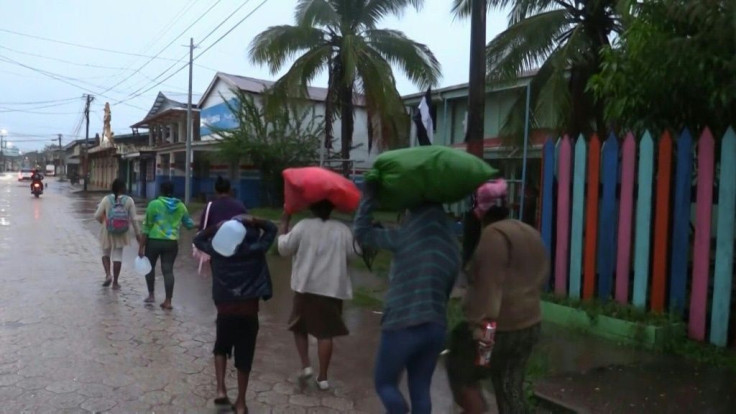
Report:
277,218,359,300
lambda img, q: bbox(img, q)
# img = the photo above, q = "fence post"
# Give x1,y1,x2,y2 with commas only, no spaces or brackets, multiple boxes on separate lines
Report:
632,132,655,308
569,135,587,299
689,128,715,340
554,135,573,295
583,134,601,300
710,127,736,346
670,129,694,315
651,131,673,313
615,133,636,304
597,133,619,300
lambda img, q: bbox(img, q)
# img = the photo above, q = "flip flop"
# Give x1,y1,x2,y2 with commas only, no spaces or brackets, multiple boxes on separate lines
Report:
102,278,112,287
160,303,173,310
214,397,230,406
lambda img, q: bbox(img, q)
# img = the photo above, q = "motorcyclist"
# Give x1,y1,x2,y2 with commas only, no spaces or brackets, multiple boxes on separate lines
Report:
30,169,44,192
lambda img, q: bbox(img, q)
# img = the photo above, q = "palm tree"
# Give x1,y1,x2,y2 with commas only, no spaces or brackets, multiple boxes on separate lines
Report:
250,0,441,174
452,0,627,141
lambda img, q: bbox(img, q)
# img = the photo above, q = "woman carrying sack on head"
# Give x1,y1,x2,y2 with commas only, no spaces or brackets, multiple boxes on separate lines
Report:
192,176,248,274
94,178,142,289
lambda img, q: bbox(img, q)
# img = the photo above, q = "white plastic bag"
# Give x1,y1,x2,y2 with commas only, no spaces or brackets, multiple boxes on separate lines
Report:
212,220,247,257
134,256,152,276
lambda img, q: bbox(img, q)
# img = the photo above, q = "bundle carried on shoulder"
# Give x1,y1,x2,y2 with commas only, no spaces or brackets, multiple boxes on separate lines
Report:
283,167,361,214
363,146,498,210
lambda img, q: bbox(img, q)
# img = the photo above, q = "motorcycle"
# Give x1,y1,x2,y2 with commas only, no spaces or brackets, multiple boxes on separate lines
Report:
31,180,43,198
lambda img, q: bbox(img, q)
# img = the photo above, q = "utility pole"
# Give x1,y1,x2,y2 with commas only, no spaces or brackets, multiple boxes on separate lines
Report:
83,94,94,191
57,133,64,180
185,37,194,205
465,0,487,159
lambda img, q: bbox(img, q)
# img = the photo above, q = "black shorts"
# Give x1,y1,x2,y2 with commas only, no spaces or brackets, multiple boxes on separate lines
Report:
213,314,259,371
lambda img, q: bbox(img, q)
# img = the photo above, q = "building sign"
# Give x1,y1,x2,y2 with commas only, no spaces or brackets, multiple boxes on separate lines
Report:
200,98,239,136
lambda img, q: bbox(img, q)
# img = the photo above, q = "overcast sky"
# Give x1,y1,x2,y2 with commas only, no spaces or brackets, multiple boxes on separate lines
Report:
0,0,507,152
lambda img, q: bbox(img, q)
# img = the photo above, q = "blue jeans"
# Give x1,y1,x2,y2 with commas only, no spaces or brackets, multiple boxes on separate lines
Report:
374,322,446,414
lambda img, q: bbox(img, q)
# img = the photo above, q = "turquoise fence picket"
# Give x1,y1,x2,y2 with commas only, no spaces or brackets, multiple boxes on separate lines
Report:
710,128,736,346
597,133,619,300
569,136,587,299
669,129,694,315
632,132,655,308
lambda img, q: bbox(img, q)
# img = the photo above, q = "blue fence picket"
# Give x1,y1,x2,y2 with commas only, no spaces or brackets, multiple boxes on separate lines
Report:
669,129,693,315
632,132,655,308
710,128,736,346
597,133,619,300
541,139,557,289
569,136,587,299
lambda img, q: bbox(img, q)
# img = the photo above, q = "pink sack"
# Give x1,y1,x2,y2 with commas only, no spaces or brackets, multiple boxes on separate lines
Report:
283,167,361,214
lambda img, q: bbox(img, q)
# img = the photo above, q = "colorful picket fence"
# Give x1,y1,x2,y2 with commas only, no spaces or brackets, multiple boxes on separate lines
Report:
540,127,736,347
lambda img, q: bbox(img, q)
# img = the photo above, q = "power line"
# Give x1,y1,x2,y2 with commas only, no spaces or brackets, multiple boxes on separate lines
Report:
114,0,270,105
0,55,148,111
0,97,81,105
0,45,129,70
98,0,224,96
0,28,188,62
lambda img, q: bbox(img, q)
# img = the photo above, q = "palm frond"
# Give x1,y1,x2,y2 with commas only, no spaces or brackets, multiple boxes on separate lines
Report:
263,45,333,113
451,0,512,19
360,0,425,27
295,0,341,29
508,0,571,25
365,29,440,88
249,25,327,74
485,9,571,81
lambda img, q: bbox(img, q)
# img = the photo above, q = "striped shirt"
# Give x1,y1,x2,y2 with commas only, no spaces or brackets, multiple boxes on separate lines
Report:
353,196,460,331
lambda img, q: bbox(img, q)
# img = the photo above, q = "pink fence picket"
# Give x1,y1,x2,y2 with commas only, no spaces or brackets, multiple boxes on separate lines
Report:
615,133,636,304
554,136,573,295
689,129,715,340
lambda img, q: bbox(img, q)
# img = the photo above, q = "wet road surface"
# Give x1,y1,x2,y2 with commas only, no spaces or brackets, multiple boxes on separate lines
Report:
0,174,462,413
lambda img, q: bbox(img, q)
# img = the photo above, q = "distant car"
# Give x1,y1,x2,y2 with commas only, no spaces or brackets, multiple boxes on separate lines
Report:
45,164,55,176
18,168,34,181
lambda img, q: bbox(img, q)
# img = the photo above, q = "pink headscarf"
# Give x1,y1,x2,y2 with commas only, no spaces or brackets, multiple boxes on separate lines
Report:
473,178,508,219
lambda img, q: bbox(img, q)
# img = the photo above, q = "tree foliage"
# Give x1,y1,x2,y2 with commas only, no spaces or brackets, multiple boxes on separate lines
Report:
249,0,440,174
588,0,736,134
453,0,628,143
212,89,324,206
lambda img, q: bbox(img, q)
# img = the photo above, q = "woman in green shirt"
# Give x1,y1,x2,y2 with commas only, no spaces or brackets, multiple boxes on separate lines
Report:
138,181,194,309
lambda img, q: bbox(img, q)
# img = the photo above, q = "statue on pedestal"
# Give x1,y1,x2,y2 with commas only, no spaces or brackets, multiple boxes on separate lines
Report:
101,102,115,147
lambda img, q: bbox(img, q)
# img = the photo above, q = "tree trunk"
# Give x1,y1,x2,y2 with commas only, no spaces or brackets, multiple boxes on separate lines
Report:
340,84,354,177
466,0,487,159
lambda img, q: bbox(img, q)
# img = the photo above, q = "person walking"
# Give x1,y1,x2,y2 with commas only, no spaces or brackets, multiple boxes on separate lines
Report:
193,214,277,414
94,178,141,289
138,181,195,309
445,179,549,414
353,181,460,414
277,200,358,390
193,176,248,272
199,176,247,230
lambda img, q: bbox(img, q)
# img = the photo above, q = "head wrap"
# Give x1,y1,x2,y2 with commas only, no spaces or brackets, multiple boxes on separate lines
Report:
473,178,508,219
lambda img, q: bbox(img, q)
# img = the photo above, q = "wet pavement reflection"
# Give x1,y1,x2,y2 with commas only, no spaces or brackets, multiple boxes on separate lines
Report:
0,175,460,413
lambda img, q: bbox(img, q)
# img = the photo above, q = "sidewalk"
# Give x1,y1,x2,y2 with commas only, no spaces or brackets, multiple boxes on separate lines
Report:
531,323,736,413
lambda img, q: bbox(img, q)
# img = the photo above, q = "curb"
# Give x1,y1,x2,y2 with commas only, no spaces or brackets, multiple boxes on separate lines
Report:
532,391,587,414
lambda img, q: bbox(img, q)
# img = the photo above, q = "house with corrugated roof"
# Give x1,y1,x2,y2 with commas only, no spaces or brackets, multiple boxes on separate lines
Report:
197,72,377,207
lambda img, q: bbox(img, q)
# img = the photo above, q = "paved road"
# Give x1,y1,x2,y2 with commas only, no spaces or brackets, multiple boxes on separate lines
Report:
0,174,461,413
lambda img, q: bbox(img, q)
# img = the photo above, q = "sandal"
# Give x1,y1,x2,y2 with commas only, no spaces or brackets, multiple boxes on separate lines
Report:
214,397,231,406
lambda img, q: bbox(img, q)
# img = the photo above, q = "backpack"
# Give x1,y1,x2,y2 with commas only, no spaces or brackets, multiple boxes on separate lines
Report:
106,195,130,234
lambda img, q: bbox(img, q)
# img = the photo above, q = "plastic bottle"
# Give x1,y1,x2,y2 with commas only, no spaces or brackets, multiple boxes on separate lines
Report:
212,219,247,257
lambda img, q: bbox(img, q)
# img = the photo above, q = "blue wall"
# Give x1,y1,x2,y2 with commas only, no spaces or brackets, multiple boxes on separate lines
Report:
200,99,238,136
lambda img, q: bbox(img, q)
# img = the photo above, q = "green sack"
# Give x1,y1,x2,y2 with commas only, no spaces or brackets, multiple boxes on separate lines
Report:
364,146,498,210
